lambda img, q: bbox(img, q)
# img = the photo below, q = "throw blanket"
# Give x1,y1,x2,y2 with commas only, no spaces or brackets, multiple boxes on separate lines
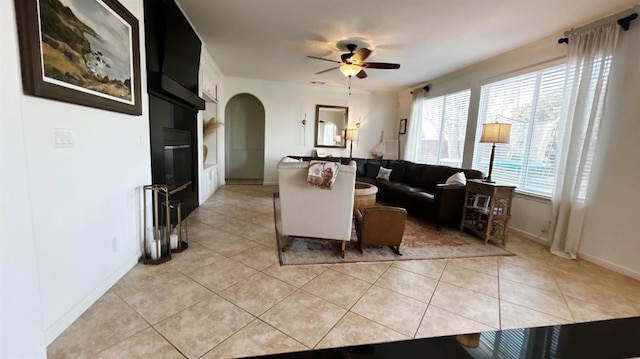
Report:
307,161,340,190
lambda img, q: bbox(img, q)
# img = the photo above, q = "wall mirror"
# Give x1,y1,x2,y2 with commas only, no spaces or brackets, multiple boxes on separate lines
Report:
314,105,348,148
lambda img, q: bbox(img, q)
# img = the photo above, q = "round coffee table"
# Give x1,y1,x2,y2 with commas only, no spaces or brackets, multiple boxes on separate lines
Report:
354,181,378,210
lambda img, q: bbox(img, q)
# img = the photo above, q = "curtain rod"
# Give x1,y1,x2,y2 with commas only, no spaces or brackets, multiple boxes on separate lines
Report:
409,85,430,94
558,5,639,44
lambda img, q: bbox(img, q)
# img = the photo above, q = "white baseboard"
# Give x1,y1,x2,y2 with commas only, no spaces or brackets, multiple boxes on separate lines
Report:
512,227,640,280
508,227,550,246
44,256,138,345
577,251,640,281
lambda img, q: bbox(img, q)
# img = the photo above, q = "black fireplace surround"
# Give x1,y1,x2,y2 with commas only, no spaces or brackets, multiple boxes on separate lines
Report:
144,0,205,217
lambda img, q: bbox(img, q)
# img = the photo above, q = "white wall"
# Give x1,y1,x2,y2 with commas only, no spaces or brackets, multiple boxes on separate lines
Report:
2,0,151,353
223,78,398,185
396,13,640,278
1,1,47,356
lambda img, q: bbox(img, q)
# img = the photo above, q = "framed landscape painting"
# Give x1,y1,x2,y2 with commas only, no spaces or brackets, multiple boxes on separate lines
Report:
14,0,142,115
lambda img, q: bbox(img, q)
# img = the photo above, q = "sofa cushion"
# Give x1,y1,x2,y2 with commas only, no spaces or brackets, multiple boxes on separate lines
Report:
420,165,452,191
366,161,382,180
405,191,437,217
407,190,435,202
404,163,425,187
355,159,367,177
388,160,408,182
357,177,376,185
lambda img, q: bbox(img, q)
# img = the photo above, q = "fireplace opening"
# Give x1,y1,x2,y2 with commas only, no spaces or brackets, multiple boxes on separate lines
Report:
163,128,192,194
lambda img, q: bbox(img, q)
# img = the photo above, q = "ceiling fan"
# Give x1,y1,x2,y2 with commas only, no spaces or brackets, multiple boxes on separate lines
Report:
308,44,400,79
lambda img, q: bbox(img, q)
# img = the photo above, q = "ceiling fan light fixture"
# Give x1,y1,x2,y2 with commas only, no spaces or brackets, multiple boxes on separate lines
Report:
339,64,360,77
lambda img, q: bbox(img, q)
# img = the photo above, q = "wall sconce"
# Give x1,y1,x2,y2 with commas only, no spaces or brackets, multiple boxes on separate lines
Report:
345,129,359,158
301,113,307,145
479,122,511,183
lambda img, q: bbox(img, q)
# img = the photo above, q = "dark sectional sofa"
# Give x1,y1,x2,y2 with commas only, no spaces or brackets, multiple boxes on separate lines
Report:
288,156,483,229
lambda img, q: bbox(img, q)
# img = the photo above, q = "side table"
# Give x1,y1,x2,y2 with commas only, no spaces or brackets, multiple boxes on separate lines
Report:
354,181,378,211
460,179,515,245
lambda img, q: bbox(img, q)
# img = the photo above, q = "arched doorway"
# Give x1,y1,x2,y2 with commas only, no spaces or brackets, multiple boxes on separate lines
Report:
225,93,265,184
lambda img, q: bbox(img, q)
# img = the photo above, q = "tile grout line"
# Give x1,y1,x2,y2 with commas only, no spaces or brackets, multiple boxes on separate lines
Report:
51,185,640,357
109,289,190,358
548,261,577,324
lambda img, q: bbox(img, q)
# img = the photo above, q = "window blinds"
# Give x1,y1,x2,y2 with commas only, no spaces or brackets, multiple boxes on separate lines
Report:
473,65,566,196
417,89,470,167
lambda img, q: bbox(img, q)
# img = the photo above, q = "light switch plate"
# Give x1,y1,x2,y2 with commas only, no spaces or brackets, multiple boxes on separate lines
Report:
51,128,74,149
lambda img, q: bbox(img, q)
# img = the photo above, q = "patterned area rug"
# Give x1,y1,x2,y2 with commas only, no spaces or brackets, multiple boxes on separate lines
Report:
273,193,514,265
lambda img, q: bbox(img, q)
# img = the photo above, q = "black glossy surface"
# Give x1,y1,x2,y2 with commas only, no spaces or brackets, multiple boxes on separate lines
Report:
143,0,204,109
149,94,198,217
247,316,640,359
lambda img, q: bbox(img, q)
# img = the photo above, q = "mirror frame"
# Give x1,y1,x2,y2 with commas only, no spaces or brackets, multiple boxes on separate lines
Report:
314,104,348,148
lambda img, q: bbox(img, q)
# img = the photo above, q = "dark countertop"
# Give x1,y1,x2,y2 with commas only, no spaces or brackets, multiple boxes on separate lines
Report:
248,316,640,359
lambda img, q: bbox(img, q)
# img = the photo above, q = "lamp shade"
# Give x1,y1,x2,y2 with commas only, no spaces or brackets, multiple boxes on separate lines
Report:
480,123,511,144
345,129,359,141
339,64,361,77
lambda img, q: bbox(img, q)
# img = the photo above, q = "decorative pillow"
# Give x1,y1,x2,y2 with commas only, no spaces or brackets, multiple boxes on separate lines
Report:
445,171,467,185
281,156,302,163
376,166,392,181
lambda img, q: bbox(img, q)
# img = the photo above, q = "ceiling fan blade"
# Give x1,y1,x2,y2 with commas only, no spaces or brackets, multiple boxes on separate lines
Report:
349,48,372,64
307,55,341,64
315,66,339,75
355,69,368,79
361,62,401,69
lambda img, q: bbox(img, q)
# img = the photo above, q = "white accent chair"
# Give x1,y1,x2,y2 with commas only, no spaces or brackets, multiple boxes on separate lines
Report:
277,157,356,257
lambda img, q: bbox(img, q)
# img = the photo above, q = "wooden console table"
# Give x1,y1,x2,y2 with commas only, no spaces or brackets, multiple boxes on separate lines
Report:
460,179,515,245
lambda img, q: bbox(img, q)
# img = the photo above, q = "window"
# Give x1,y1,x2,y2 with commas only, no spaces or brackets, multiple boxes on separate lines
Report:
571,57,612,201
414,89,470,167
473,65,566,196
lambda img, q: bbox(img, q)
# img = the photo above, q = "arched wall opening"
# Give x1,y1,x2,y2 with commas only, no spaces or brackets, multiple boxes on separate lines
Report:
224,93,266,184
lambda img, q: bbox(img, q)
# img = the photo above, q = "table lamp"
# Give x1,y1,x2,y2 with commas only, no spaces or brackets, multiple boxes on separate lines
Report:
479,122,511,183
345,129,359,158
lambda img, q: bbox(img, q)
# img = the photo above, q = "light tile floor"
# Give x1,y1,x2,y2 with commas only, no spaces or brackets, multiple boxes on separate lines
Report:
47,185,640,358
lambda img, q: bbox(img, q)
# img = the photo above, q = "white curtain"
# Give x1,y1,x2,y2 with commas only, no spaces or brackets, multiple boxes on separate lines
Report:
550,22,620,259
403,89,425,162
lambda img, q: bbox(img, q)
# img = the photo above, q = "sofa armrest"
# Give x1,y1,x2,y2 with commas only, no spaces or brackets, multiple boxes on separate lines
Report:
433,184,467,226
436,184,466,190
